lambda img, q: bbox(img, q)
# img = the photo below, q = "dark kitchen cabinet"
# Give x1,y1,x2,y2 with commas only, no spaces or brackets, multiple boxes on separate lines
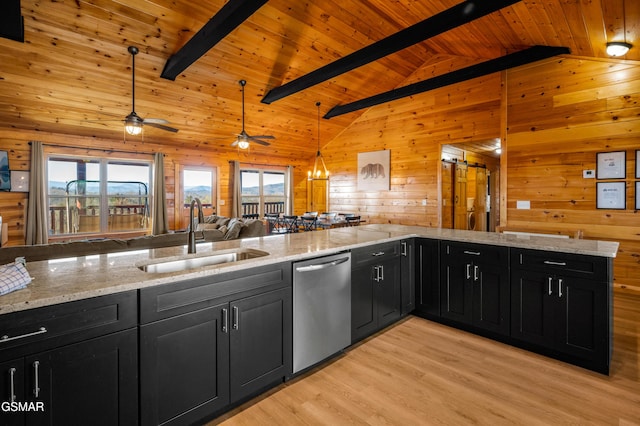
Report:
139,263,291,426
510,248,611,373
440,241,510,335
0,292,138,426
415,238,440,317
400,239,415,315
351,241,401,343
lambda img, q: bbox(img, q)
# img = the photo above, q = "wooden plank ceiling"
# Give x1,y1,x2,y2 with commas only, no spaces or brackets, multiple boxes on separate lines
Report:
0,0,637,161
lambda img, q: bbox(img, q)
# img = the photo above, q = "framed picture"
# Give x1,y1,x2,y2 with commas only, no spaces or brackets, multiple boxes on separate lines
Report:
596,151,626,179
636,150,640,179
10,171,29,192
596,181,626,209
636,181,640,210
0,171,10,191
357,149,390,191
0,151,8,172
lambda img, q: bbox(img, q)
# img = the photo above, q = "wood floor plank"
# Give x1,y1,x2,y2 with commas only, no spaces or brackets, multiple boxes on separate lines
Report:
210,292,640,425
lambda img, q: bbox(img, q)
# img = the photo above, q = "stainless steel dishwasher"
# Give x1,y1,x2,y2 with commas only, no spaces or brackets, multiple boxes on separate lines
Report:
293,252,351,374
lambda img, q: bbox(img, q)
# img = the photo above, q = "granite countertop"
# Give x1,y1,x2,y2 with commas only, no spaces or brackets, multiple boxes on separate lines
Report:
0,225,619,315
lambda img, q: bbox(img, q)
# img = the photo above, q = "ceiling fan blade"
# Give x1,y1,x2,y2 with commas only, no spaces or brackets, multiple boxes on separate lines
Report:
143,118,170,124
252,139,271,146
249,134,275,140
230,140,239,147
145,122,179,133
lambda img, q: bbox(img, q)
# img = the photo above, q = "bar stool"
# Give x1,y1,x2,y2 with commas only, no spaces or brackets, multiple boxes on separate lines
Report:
346,215,361,226
282,215,299,233
300,215,317,231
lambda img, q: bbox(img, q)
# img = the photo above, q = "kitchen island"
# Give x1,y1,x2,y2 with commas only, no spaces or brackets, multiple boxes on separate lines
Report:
0,225,618,425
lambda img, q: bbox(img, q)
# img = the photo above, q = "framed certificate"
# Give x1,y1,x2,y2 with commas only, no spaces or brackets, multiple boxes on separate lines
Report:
597,151,626,179
636,181,640,210
596,181,626,209
636,150,640,179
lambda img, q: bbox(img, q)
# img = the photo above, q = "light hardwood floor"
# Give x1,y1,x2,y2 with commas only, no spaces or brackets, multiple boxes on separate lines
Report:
210,292,640,425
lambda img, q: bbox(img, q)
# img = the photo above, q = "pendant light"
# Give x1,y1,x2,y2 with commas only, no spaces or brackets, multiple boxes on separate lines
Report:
308,102,329,180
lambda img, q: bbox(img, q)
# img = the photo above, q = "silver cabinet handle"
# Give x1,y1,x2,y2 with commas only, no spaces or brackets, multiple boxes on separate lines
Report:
295,257,350,272
373,265,381,282
544,260,567,266
372,251,385,257
401,242,407,256
9,367,17,402
222,308,228,333
464,250,481,256
1,327,47,344
466,264,471,280
473,265,479,281
232,306,239,330
379,265,384,281
548,277,553,295
33,361,40,398
558,278,564,298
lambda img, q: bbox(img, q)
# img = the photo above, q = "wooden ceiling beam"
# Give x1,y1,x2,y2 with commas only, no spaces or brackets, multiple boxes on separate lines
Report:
160,0,269,81
261,0,522,104
324,45,571,119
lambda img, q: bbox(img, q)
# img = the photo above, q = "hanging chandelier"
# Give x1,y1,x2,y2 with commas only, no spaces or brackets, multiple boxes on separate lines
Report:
308,102,329,180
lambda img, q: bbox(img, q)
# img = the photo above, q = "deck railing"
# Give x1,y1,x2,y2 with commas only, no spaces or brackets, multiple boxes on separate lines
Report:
49,204,148,235
241,201,284,216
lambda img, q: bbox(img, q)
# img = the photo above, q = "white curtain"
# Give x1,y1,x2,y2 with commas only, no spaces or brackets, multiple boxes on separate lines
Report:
25,141,49,245
231,160,242,217
152,152,169,234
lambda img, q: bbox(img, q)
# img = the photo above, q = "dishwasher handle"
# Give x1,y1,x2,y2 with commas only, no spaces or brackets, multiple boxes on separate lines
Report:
295,256,350,272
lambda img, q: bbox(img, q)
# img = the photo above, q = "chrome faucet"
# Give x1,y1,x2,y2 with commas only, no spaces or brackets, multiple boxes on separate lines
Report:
188,197,204,253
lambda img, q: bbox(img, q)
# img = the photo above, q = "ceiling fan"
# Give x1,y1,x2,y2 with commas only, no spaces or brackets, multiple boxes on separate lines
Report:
231,80,274,149
123,46,178,135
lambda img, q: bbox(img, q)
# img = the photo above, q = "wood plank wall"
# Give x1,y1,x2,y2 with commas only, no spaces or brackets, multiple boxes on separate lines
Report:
505,57,640,292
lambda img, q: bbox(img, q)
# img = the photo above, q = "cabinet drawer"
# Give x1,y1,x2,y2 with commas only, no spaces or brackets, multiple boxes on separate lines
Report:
441,241,508,265
352,242,400,266
140,262,291,323
0,291,137,359
511,248,609,281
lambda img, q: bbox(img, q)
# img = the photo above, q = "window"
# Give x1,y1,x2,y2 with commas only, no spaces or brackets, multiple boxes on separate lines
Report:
240,169,286,216
48,156,151,236
181,166,217,228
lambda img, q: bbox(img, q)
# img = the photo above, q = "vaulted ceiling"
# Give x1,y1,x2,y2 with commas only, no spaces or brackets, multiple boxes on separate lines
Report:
0,0,637,161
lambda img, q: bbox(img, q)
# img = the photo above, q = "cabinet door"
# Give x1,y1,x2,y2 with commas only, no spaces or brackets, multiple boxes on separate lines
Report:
377,259,402,329
229,287,291,403
556,276,608,364
0,358,25,426
510,269,556,349
440,254,472,324
140,304,229,426
351,265,378,342
25,328,138,426
472,261,510,335
415,239,440,316
400,240,415,315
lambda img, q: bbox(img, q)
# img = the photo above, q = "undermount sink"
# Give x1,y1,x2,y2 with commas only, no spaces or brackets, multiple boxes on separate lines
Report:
138,249,269,273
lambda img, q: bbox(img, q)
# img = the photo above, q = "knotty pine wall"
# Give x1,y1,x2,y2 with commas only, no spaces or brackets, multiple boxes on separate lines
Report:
319,56,639,291
505,57,640,292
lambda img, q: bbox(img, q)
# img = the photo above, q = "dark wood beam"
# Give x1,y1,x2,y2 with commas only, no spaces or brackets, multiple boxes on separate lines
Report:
324,45,571,119
261,0,522,104
161,0,268,81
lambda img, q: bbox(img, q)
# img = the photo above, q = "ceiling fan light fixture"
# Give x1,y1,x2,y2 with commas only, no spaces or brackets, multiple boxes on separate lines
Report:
606,42,631,57
124,112,143,136
237,139,250,149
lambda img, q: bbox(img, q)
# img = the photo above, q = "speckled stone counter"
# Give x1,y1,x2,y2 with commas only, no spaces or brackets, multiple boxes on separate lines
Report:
0,225,618,314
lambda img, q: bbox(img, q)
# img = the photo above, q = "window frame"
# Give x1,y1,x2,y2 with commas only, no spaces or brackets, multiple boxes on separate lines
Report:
46,154,153,237
239,167,289,217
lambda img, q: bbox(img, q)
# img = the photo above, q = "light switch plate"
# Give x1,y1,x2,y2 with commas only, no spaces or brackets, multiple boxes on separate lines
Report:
516,200,530,210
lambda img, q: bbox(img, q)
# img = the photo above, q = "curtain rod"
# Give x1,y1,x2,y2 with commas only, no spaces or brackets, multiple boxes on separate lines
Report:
229,160,290,168
29,141,158,157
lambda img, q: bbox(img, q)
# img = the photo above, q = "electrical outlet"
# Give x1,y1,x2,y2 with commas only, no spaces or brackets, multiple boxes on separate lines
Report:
583,169,595,178
422,199,427,206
